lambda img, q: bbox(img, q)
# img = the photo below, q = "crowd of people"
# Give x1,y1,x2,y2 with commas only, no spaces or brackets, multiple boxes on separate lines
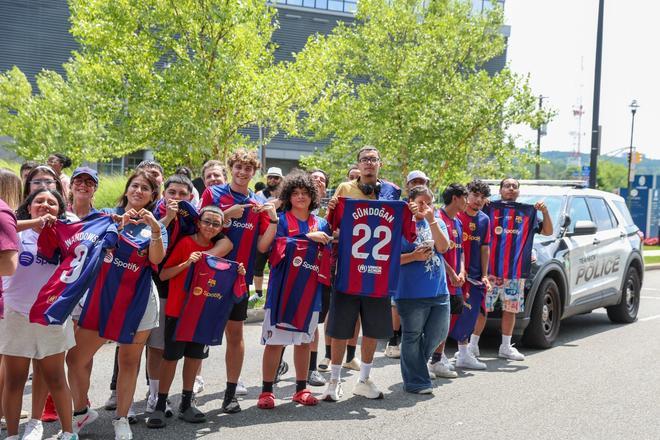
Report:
0,146,552,440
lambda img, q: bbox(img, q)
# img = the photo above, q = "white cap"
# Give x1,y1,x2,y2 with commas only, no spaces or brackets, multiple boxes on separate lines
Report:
406,170,429,184
266,167,284,178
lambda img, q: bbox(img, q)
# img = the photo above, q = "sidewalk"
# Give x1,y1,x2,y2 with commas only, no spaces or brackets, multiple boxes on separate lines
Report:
644,250,660,257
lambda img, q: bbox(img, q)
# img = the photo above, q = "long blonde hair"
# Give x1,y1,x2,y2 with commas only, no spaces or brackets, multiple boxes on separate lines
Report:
0,168,23,210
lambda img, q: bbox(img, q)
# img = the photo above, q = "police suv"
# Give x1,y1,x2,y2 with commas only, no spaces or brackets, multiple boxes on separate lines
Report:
488,180,644,348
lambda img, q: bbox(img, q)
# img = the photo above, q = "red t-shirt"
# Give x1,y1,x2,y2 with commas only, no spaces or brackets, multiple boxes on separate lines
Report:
163,235,213,317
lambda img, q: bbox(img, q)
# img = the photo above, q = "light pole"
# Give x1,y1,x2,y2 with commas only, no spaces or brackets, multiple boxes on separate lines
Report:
535,95,548,179
588,0,605,189
626,100,639,207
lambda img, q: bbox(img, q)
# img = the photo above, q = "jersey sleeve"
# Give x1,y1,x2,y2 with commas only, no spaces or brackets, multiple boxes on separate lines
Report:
232,272,248,300
258,210,270,235
401,204,417,242
327,197,346,231
199,187,214,208
37,223,61,264
0,204,18,253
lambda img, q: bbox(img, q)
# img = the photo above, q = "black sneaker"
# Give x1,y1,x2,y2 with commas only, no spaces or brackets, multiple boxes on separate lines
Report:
274,360,289,384
222,397,241,414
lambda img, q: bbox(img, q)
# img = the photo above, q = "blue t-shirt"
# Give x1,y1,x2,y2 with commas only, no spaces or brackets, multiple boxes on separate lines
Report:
394,219,449,300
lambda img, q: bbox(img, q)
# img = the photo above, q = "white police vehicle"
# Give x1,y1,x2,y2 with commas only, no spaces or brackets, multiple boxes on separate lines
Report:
487,180,644,348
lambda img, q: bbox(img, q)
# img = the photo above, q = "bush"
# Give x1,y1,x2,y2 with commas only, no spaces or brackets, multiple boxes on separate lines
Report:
94,174,128,210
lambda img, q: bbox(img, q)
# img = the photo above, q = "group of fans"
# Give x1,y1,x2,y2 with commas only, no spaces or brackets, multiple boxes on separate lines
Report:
0,146,551,440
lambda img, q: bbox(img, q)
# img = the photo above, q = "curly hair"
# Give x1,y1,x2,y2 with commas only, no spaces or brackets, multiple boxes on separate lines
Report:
16,188,66,220
466,179,491,197
226,149,260,171
117,170,160,211
279,171,319,212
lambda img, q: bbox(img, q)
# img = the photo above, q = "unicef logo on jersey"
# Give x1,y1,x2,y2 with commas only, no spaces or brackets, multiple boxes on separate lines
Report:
19,251,34,266
293,256,303,267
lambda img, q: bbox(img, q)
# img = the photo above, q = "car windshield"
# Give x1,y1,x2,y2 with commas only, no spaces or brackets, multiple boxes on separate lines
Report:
489,195,564,238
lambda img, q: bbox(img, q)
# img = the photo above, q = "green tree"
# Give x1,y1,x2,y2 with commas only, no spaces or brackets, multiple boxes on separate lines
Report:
0,0,287,170
289,0,542,189
597,160,627,192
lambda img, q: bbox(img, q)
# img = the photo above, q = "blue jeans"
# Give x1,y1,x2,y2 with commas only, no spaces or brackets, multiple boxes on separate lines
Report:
395,295,450,393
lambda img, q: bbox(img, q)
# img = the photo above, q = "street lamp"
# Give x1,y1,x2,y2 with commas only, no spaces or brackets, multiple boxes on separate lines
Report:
626,100,639,207
535,95,548,179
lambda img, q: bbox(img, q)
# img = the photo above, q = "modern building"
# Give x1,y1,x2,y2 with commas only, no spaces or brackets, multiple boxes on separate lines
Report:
0,0,508,174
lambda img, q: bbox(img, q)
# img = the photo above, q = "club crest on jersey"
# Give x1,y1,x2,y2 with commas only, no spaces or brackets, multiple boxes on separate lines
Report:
137,249,147,257
452,229,458,238
207,279,216,288
293,256,303,267
515,215,523,224
104,252,114,263
47,294,58,304
140,229,151,238
469,222,476,231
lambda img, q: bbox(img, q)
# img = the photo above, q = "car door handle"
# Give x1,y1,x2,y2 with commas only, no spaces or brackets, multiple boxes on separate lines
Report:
592,238,600,245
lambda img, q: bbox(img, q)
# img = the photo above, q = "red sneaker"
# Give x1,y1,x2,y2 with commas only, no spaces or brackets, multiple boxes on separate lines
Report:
41,394,59,422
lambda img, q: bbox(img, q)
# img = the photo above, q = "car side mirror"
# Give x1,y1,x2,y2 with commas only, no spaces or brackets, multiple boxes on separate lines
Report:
572,220,597,236
561,214,571,228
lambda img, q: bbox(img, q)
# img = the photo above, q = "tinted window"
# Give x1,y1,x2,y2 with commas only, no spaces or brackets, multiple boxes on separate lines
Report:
612,200,635,226
586,198,614,231
606,203,619,227
568,197,592,233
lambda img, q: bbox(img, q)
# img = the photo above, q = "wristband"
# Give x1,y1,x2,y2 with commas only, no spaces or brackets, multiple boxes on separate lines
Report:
269,219,279,224
150,235,162,242
428,221,438,226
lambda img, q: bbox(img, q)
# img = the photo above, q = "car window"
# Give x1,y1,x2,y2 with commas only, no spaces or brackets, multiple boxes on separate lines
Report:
568,197,592,233
514,195,563,236
612,199,635,226
605,203,619,227
586,197,614,231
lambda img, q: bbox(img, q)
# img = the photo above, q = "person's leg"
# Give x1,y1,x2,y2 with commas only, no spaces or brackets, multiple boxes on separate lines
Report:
147,347,163,399
116,330,150,417
110,345,119,391
423,297,451,361
0,355,3,421
293,344,311,382
2,355,30,436
66,328,106,412
180,357,202,409
396,299,432,392
35,353,73,434
31,361,49,419
224,320,244,383
345,318,360,364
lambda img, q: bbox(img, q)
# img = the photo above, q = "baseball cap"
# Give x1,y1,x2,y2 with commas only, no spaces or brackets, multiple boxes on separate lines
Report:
266,167,284,178
406,170,429,184
71,166,99,184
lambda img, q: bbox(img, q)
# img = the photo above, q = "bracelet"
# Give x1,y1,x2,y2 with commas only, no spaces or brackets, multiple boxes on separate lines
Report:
428,221,438,226
150,235,162,242
269,219,279,224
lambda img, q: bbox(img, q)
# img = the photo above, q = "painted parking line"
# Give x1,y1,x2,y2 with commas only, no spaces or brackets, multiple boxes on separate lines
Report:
639,314,660,322
642,288,660,292
641,296,660,299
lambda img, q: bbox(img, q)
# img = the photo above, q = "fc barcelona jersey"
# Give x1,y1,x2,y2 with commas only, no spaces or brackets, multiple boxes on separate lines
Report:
329,198,416,297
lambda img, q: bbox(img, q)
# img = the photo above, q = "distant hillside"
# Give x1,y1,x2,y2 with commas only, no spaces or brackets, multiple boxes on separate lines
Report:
542,150,660,175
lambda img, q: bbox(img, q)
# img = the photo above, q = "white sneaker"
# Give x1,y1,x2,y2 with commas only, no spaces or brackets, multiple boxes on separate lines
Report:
441,354,455,371
498,344,525,361
428,361,458,379
22,418,43,440
384,344,400,359
112,417,132,440
317,357,331,372
193,375,205,394
415,388,433,395
145,396,157,414
60,433,78,440
455,351,487,370
236,379,248,396
353,378,384,399
73,407,98,434
468,343,480,358
126,403,137,424
427,365,436,380
342,358,361,371
321,380,343,402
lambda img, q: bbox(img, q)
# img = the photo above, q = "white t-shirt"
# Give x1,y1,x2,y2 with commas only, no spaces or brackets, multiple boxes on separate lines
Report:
1,229,58,316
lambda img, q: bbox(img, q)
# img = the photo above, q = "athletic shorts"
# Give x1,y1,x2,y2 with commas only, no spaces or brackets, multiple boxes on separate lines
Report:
146,297,167,350
162,316,209,361
254,251,269,278
260,309,318,346
228,297,248,322
318,284,331,324
327,291,392,340
486,277,526,313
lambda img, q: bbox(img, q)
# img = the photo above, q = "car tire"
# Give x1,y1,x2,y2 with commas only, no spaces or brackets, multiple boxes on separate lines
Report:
523,278,561,349
606,266,640,323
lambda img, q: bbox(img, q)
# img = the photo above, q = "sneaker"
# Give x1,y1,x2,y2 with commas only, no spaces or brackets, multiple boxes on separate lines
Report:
415,388,433,395
274,360,289,383
193,375,205,394
248,293,262,305
384,343,400,359
342,358,361,371
353,378,384,399
320,380,343,402
126,403,137,424
60,433,78,440
440,354,455,371
498,344,525,361
112,417,132,440
145,396,157,414
104,391,117,411
22,419,43,440
455,351,487,370
317,357,331,372
221,397,241,414
20,410,29,419
427,365,437,380
236,379,248,396
468,343,480,358
307,370,326,387
428,361,458,379
41,395,58,422
73,407,98,434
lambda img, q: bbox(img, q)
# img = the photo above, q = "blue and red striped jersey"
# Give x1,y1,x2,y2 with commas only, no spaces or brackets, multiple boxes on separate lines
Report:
153,199,198,253
78,224,167,343
484,201,538,279
439,209,463,295
267,236,331,333
457,210,490,281
30,213,118,325
199,184,269,285
329,198,416,297
277,211,331,238
175,254,247,345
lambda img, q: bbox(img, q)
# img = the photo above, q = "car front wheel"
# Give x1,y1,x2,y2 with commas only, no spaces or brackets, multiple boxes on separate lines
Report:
606,266,641,323
523,278,561,349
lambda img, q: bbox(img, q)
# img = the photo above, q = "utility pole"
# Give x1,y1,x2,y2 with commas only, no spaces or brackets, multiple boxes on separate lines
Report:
588,0,605,189
535,95,547,179
626,100,639,207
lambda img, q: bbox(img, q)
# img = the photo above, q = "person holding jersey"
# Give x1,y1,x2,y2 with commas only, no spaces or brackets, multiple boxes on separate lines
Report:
66,167,99,221
66,170,166,440
0,189,78,440
257,172,332,409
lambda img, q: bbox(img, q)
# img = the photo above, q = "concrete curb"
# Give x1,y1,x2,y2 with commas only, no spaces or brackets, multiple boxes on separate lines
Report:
645,263,660,271
246,307,265,324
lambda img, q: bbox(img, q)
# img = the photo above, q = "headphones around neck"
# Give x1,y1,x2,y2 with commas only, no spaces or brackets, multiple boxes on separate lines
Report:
357,178,381,197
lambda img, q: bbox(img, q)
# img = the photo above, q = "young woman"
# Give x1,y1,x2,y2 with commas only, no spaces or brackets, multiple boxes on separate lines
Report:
47,154,72,199
0,189,78,440
394,185,451,394
257,172,332,409
66,167,99,221
65,170,166,440
21,166,64,202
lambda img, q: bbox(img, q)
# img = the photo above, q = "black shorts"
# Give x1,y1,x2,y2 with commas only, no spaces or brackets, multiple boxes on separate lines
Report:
163,317,209,361
228,297,248,322
317,284,332,324
254,251,269,278
327,291,392,340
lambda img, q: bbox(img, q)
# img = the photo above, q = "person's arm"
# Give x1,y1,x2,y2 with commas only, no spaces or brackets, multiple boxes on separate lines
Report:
480,244,491,290
161,251,201,281
535,200,553,236
423,209,450,253
0,250,17,276
207,236,233,258
139,209,166,265
401,246,432,265
16,214,57,232
256,204,278,253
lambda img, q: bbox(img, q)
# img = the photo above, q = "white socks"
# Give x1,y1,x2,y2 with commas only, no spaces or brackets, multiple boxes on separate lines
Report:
359,362,372,382
330,364,342,382
469,334,480,346
502,335,512,347
149,379,160,399
458,344,468,356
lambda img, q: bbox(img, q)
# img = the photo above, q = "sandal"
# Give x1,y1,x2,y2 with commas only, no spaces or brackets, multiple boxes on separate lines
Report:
178,406,206,424
146,410,166,429
222,397,241,414
257,392,276,409
292,389,318,406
